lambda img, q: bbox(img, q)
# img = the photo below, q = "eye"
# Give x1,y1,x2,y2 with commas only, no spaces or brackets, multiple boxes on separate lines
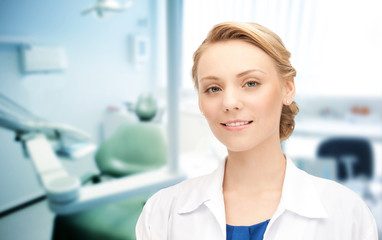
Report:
244,81,258,88
205,86,221,93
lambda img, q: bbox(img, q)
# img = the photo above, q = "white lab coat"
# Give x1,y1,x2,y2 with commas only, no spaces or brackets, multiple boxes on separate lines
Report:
136,157,378,239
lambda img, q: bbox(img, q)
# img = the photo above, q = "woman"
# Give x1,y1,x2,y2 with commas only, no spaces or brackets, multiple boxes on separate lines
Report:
136,22,377,240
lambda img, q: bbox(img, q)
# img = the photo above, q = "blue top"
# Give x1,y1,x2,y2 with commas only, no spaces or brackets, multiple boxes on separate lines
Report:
226,219,270,240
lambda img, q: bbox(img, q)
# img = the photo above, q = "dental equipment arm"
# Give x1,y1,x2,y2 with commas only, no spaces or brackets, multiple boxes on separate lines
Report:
24,133,184,215
0,94,93,158
0,94,185,215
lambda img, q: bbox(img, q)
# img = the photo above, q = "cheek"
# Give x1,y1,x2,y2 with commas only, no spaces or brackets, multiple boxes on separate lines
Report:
249,86,283,119
199,96,220,120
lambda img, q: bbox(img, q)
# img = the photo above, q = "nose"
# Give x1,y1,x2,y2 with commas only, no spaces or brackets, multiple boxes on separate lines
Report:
222,88,242,112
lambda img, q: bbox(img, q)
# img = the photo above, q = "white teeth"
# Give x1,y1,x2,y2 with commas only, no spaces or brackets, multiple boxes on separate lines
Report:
225,121,250,127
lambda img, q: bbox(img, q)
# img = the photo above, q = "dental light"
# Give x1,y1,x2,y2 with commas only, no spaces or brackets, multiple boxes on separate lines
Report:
81,0,133,18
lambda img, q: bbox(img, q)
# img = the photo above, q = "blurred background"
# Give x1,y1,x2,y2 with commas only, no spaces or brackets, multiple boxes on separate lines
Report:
0,0,381,239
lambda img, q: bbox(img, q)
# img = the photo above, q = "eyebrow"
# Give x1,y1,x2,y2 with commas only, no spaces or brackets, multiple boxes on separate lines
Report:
199,76,219,83
199,69,265,83
236,69,266,78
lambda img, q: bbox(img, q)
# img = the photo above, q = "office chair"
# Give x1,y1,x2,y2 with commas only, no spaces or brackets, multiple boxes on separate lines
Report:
52,93,167,240
316,137,373,181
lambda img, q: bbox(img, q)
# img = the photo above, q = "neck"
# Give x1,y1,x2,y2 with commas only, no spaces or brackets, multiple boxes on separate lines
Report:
223,137,286,194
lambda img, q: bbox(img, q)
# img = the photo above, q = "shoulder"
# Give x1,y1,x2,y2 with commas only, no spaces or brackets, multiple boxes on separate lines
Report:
302,172,378,237
147,171,213,205
144,163,224,208
307,172,366,209
135,171,218,239
288,159,367,210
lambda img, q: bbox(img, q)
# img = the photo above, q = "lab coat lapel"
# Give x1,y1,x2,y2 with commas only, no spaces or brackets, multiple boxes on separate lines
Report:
264,158,328,240
281,158,328,218
204,192,226,237
177,161,227,237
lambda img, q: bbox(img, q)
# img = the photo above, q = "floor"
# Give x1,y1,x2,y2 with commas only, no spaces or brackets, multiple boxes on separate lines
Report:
0,199,54,240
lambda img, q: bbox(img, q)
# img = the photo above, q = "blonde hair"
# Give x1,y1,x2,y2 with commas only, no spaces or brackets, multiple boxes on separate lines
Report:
192,22,299,140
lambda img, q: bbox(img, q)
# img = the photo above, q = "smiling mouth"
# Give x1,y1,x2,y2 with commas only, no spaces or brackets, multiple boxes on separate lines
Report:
221,121,253,127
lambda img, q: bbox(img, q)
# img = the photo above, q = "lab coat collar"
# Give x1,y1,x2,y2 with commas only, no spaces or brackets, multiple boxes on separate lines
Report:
280,158,328,219
177,160,227,233
177,159,226,214
177,156,328,231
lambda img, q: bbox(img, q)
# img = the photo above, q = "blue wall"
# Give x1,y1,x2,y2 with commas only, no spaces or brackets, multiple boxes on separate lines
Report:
0,0,158,211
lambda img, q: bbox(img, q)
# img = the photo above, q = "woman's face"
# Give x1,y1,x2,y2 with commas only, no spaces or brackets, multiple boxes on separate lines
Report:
197,40,294,152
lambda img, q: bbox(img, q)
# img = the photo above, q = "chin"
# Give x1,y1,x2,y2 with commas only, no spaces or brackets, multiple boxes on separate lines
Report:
226,144,259,153
214,130,280,153
218,138,260,153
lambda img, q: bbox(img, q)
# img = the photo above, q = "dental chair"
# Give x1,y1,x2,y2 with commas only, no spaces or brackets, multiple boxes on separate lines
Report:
52,93,167,240
317,137,373,181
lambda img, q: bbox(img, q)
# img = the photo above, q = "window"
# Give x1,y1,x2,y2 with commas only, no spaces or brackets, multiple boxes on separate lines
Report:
182,0,382,97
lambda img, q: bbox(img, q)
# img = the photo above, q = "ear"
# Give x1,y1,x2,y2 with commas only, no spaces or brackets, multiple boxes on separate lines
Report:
282,78,296,105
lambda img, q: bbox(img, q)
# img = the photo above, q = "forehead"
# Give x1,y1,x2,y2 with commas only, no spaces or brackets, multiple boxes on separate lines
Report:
197,40,277,78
